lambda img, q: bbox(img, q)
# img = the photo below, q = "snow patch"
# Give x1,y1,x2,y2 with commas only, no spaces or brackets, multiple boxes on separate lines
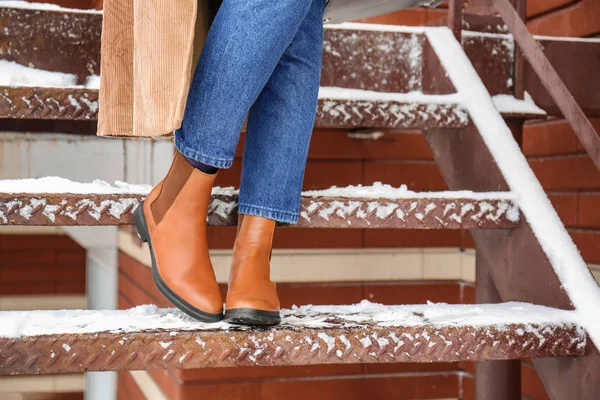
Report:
0,60,78,88
0,177,151,195
0,301,582,340
319,87,461,105
303,182,516,201
492,92,546,116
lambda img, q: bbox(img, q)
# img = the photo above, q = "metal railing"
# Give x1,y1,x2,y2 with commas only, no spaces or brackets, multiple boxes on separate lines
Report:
448,0,600,170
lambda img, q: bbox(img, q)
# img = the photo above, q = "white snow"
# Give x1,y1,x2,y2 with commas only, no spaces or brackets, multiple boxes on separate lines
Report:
319,87,461,105
0,178,517,202
492,92,546,116
0,301,581,339
0,1,102,14
462,31,513,40
85,75,101,89
325,22,427,34
426,27,600,348
347,131,385,140
0,61,100,89
463,30,600,44
303,182,516,201
533,35,600,43
0,177,150,195
0,60,79,88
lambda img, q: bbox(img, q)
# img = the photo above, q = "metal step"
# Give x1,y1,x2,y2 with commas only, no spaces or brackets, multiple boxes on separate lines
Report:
0,302,585,375
0,85,469,130
0,179,519,228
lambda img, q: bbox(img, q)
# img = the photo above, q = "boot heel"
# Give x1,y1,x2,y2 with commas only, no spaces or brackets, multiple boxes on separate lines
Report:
133,202,150,243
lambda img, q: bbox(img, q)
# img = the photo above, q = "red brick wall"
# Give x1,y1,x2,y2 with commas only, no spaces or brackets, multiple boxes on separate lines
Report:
0,235,86,296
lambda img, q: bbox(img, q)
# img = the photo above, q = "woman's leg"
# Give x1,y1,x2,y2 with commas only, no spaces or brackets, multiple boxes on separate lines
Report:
138,0,323,324
175,0,319,168
225,0,327,326
239,0,327,223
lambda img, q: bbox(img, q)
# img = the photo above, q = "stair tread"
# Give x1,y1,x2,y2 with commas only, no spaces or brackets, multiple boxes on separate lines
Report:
0,301,585,374
0,178,520,228
0,85,543,127
0,85,471,129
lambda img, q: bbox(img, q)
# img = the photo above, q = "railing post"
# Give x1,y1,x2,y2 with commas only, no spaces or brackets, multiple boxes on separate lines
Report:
512,0,527,99
448,0,464,41
475,249,521,400
494,0,600,171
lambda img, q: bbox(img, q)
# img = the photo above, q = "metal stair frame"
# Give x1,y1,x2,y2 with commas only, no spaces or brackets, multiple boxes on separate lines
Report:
422,26,600,399
0,2,599,398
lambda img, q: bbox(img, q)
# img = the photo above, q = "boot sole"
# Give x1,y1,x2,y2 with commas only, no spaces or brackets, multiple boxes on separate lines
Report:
224,308,281,326
133,201,223,323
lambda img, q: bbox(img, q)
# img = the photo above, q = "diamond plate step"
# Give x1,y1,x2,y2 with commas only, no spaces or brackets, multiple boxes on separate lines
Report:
0,180,519,228
0,302,585,375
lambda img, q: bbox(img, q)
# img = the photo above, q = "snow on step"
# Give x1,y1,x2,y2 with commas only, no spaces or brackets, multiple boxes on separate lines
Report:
0,178,520,228
0,301,586,375
492,92,546,117
317,87,469,129
0,85,469,129
0,60,99,89
0,1,102,14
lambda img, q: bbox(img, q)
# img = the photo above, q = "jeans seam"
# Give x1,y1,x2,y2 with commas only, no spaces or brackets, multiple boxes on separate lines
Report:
238,203,298,216
238,203,299,223
175,140,234,167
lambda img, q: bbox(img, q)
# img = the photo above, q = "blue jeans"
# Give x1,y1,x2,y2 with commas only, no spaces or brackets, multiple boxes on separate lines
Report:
175,0,327,224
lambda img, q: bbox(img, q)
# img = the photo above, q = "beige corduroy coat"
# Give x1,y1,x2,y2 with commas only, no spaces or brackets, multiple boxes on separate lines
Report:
98,0,210,138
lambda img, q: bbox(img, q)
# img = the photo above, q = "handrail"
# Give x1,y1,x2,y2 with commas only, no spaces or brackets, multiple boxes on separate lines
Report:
448,0,600,171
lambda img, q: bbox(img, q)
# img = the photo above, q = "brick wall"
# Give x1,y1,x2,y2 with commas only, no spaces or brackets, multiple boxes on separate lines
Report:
0,234,86,297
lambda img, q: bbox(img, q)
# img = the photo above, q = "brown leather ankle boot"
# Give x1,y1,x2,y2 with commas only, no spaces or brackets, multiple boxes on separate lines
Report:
133,151,223,322
224,214,281,326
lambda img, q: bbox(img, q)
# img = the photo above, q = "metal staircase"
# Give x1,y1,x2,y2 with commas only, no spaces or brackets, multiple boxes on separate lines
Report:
0,1,599,399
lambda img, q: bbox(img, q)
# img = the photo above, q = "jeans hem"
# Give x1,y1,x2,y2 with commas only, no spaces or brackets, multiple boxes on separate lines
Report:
175,135,234,169
238,204,299,224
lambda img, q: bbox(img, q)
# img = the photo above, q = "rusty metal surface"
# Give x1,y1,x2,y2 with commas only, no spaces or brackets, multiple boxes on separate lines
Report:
448,0,464,41
475,250,521,400
0,85,470,129
322,29,425,93
0,192,520,228
0,7,102,82
294,196,519,229
0,193,143,226
494,0,600,171
524,39,600,117
512,0,526,101
0,6,425,94
315,98,469,129
461,33,514,96
0,120,97,135
0,309,586,375
0,86,98,120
